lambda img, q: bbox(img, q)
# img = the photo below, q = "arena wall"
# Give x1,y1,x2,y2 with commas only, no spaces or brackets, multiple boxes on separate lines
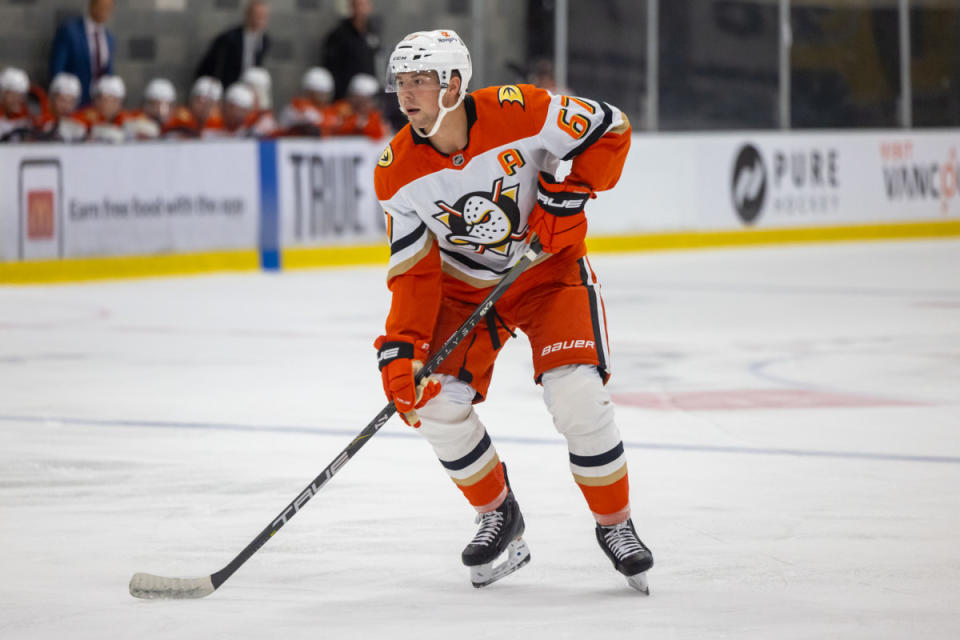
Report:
2,130,959,284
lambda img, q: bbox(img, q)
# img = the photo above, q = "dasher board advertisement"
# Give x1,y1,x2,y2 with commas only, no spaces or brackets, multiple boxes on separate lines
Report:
18,158,63,261
0,142,259,262
586,129,960,234
275,138,386,247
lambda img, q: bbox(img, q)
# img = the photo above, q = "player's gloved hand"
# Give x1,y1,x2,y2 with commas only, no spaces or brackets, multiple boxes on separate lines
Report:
374,335,442,427
528,172,595,254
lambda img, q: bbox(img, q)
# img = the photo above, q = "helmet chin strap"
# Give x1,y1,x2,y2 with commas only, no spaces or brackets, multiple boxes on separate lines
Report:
417,87,465,138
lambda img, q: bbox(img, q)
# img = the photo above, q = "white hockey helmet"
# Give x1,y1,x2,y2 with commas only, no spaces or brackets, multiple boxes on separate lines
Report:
385,29,472,96
191,76,222,101
144,78,176,103
0,67,30,94
347,73,379,98
241,67,272,109
49,72,81,97
302,67,334,94
225,82,255,110
385,29,472,137
93,75,126,99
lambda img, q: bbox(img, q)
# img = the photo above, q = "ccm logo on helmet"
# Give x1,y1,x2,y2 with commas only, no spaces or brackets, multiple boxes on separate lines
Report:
541,339,595,356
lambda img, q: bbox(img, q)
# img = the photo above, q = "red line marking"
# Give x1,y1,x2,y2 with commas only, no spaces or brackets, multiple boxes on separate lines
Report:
611,389,922,411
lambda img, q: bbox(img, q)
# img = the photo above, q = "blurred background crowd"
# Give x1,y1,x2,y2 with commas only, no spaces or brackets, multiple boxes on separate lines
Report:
0,0,390,143
1,0,958,144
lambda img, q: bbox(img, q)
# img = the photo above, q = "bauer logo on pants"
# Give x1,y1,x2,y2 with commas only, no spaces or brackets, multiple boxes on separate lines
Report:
541,339,595,356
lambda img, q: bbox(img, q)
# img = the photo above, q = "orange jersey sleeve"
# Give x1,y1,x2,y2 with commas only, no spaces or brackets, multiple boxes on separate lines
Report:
375,132,445,345
565,110,631,192
383,229,443,344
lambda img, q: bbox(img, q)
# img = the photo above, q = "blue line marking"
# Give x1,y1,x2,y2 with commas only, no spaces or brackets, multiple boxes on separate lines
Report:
2,414,959,466
258,139,280,271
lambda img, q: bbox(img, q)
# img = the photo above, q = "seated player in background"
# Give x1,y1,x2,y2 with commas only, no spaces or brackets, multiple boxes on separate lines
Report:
0,67,33,141
142,78,177,129
164,76,223,138
35,72,87,142
121,78,176,141
204,82,256,138
77,75,130,143
240,66,277,137
329,72,387,139
278,66,336,136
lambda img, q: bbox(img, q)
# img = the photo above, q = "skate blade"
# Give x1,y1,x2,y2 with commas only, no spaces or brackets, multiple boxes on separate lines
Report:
626,572,650,596
470,537,531,588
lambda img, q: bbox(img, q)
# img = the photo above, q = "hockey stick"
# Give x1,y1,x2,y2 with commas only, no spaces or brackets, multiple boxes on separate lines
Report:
129,238,543,599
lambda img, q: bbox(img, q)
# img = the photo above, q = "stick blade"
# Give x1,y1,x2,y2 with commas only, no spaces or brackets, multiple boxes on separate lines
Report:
129,572,216,599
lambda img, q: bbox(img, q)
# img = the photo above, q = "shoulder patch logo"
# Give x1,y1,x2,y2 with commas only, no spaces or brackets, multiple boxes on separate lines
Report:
497,85,525,109
378,144,394,167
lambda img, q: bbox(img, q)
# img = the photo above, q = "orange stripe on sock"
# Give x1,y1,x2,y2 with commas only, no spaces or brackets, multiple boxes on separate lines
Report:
576,472,630,517
455,461,505,509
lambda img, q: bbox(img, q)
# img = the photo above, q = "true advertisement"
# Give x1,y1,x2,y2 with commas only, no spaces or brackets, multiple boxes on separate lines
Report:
0,142,259,262
276,138,385,247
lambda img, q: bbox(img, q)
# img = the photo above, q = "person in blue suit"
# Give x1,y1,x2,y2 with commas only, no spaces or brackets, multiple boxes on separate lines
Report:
49,0,116,107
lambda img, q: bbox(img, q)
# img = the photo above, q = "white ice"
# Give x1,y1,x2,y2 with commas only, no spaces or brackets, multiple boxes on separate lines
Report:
1,239,959,639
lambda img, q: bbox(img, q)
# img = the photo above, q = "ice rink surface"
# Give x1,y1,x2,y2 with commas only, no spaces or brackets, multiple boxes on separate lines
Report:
2,239,959,639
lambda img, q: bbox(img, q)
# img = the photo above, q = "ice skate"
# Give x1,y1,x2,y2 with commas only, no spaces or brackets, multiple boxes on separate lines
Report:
461,468,530,588
596,518,653,595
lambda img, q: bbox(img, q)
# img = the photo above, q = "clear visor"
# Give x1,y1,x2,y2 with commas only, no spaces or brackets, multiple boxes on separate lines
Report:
384,63,444,94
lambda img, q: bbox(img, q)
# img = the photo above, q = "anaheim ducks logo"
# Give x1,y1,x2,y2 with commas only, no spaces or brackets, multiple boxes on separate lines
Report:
433,178,528,256
378,144,394,167
497,85,524,109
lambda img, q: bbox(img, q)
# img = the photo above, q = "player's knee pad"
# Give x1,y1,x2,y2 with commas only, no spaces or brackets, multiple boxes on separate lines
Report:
417,375,485,453
541,364,619,446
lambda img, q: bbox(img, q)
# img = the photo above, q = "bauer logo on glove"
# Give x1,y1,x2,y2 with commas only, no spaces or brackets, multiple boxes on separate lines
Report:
374,336,441,427
527,171,595,254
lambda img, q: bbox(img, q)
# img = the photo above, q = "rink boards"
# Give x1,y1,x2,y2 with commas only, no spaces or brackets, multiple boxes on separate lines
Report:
1,130,959,283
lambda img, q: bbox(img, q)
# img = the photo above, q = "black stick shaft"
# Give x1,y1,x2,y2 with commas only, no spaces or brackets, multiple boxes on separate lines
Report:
209,240,542,590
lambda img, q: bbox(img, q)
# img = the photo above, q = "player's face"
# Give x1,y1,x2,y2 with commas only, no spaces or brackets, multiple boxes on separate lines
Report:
95,94,121,121
144,98,170,124
395,71,442,128
224,103,250,130
190,95,214,121
307,90,330,108
1,90,25,114
52,92,78,117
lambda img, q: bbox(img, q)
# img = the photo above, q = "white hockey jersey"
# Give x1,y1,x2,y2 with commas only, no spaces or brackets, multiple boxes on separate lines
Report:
375,84,630,288
374,83,631,342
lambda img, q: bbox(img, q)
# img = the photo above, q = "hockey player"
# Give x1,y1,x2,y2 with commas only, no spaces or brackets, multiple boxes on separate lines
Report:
142,78,177,128
240,67,277,137
164,76,222,138
35,72,87,142
328,73,387,139
278,67,336,136
373,30,653,592
120,78,177,141
77,74,130,143
0,67,33,141
205,82,256,138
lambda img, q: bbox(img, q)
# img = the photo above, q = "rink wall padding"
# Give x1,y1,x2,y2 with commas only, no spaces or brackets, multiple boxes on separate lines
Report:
1,131,959,284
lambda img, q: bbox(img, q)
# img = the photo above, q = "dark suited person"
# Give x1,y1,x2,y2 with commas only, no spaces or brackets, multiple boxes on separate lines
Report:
48,0,116,107
195,0,271,89
321,0,379,101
